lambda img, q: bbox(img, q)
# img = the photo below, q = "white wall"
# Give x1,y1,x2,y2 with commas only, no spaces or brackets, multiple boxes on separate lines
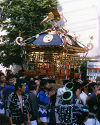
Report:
87,61,100,81
0,64,21,74
57,0,99,57
0,64,6,74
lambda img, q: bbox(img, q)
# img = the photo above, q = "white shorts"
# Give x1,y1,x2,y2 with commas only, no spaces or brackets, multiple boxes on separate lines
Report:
0,108,5,114
85,118,100,125
30,120,37,125
40,117,49,123
55,112,60,124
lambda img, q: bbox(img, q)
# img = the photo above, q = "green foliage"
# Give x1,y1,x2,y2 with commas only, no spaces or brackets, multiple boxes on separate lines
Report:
0,0,57,67
0,43,23,67
80,61,87,81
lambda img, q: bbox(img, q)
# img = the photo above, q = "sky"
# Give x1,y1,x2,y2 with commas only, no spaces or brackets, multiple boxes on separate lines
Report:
57,0,100,57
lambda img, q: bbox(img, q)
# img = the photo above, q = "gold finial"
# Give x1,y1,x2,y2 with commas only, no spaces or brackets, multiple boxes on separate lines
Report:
90,36,94,40
48,30,56,34
41,5,61,24
62,28,69,34
49,5,61,22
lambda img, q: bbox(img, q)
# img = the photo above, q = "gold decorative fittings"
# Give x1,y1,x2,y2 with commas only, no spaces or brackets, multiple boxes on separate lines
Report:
43,34,53,43
15,37,24,46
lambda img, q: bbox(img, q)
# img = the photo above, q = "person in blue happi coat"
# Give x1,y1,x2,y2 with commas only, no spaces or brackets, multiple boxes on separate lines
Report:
37,79,55,125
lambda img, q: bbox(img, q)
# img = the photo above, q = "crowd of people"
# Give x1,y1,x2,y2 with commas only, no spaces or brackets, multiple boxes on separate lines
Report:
0,69,100,125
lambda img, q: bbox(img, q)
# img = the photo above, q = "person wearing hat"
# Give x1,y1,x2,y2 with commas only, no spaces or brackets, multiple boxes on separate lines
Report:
6,79,30,125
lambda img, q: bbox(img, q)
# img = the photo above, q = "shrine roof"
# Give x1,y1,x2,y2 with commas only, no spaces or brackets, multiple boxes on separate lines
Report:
32,34,62,45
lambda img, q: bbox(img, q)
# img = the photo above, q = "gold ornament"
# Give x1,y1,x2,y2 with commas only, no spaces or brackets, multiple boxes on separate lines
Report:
41,5,61,24
43,34,53,43
87,43,93,50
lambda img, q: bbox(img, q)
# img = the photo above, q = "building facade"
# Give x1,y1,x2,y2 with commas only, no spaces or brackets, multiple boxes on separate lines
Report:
87,61,100,82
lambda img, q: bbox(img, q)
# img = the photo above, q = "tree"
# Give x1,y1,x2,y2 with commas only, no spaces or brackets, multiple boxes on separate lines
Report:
0,0,57,67
80,61,87,81
0,43,23,67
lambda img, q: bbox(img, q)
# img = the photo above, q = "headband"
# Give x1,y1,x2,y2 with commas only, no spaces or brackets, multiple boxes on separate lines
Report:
21,83,26,86
62,90,73,101
65,82,74,90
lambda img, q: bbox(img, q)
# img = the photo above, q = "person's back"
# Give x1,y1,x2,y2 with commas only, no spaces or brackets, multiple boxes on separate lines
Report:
55,82,74,124
56,91,77,125
56,91,89,125
28,83,39,125
56,103,78,125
